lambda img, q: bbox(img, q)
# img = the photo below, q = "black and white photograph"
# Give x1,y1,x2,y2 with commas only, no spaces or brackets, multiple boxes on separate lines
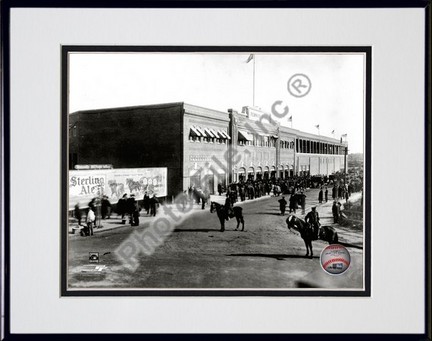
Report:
64,48,370,294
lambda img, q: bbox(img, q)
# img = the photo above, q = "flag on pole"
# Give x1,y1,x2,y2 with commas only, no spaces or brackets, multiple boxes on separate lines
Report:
331,129,335,134
341,133,347,137
246,54,254,63
288,116,292,122
315,124,320,129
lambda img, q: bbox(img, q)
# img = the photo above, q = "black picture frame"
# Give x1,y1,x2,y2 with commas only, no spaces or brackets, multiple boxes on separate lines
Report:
1,0,430,339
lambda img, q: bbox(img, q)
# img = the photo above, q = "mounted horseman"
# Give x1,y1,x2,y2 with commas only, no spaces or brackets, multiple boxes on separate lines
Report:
305,206,320,240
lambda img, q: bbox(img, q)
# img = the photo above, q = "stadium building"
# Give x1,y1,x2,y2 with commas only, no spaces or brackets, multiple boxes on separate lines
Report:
69,102,347,199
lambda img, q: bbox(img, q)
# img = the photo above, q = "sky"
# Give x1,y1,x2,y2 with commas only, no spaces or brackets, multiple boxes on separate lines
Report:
69,52,365,153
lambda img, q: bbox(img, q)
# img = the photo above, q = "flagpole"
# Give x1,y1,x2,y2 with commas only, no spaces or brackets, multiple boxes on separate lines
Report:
253,55,256,107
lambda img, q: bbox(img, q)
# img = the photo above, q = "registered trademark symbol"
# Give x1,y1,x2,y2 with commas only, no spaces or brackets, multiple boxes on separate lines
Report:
287,73,312,98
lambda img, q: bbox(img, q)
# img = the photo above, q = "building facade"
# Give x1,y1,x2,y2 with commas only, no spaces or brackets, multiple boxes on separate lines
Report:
69,102,348,199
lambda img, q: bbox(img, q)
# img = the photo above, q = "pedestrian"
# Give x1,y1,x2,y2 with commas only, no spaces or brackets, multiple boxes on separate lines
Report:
217,183,223,196
229,189,237,205
126,194,137,225
176,190,188,211
332,186,337,200
289,193,298,213
248,184,255,200
201,188,210,210
239,185,246,201
143,191,150,215
74,202,82,226
278,196,287,216
101,195,112,219
116,193,128,224
305,206,320,240
85,207,96,236
318,188,323,204
299,191,306,215
149,194,159,216
325,187,328,202
265,182,271,196
188,186,193,200
193,187,200,205
131,202,140,226
88,198,96,212
332,201,340,223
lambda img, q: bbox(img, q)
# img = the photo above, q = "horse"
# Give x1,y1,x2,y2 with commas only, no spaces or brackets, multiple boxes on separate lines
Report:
318,225,339,244
286,215,339,258
286,214,315,257
126,178,141,193
210,202,244,232
108,181,125,199
108,180,118,198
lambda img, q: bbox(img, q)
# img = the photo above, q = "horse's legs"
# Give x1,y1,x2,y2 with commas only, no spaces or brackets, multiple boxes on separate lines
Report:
309,240,313,258
219,216,225,232
235,217,240,230
304,239,309,257
241,217,245,231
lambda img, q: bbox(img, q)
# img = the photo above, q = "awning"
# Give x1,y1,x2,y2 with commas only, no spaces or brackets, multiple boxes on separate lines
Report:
204,128,215,138
190,126,202,137
238,130,254,141
209,128,221,138
195,126,207,136
219,130,231,139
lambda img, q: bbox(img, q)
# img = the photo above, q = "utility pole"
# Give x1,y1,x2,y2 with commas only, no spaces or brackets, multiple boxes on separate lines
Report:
344,146,348,187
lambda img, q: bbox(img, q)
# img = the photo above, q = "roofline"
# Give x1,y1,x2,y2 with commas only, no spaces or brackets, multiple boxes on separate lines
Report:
183,103,230,122
69,102,185,115
183,103,227,116
69,102,348,145
279,125,345,144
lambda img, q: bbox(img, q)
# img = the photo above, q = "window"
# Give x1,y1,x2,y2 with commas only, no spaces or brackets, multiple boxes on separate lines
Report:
238,130,254,146
189,135,200,142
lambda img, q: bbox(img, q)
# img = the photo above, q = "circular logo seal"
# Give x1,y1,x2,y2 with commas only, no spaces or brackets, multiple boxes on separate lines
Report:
287,73,312,98
320,244,351,275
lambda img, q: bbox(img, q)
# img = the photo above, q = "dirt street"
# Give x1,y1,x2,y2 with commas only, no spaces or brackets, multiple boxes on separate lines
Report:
68,189,364,290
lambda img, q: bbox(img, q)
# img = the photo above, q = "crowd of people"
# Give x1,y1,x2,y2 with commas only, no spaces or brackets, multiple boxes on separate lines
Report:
73,191,161,236
73,195,113,237
72,172,362,236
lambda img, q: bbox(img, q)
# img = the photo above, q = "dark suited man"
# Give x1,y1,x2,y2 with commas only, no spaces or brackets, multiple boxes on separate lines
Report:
305,207,320,240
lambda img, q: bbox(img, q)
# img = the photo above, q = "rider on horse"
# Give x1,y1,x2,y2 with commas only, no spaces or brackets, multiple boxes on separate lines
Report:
305,206,320,240
224,195,234,221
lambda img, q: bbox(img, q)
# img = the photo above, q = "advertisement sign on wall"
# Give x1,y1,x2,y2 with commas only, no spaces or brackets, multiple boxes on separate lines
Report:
69,167,168,209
